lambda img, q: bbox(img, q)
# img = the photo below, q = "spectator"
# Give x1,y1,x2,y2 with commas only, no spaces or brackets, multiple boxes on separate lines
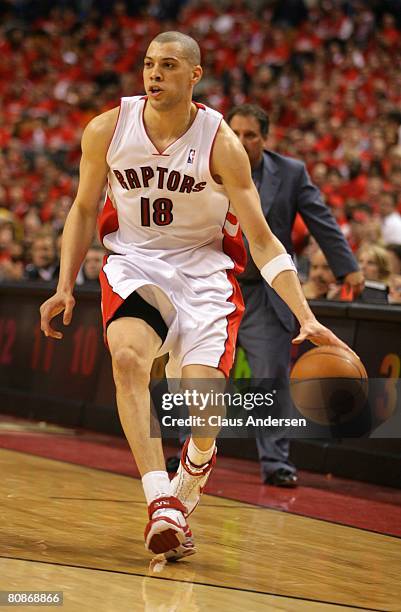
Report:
296,235,319,282
52,195,73,232
0,220,25,281
311,163,329,190
23,208,43,249
386,243,401,275
76,243,105,286
24,230,59,281
302,249,339,300
0,221,15,259
357,244,391,284
0,249,24,282
0,210,24,281
388,274,401,305
357,244,391,302
379,191,401,245
347,207,382,252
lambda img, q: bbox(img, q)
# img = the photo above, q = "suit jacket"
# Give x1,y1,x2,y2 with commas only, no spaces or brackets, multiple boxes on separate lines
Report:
240,150,359,330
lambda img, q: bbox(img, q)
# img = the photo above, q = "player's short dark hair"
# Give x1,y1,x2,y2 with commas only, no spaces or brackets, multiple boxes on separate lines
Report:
226,104,269,137
151,31,201,66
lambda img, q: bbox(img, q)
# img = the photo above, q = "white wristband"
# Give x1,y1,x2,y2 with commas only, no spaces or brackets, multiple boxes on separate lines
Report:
261,254,297,286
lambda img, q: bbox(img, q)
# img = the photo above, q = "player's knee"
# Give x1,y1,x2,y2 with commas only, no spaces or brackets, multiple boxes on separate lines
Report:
111,346,150,387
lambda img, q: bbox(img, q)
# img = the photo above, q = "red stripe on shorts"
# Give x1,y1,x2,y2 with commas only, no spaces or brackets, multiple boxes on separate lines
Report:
98,195,123,345
99,258,124,346
217,269,244,378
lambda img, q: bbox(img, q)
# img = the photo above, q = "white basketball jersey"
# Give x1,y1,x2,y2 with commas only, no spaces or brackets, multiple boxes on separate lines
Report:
99,96,245,277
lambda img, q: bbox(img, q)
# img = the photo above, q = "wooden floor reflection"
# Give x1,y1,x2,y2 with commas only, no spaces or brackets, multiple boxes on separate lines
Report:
0,449,399,611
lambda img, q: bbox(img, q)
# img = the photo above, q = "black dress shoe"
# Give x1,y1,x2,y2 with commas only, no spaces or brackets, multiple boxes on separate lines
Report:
264,468,298,487
166,455,180,473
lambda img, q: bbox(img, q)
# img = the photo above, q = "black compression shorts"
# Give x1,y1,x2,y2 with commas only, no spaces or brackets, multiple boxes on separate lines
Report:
109,291,168,343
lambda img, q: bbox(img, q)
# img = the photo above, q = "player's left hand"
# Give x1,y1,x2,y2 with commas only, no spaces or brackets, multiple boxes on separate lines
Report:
343,270,365,297
293,318,354,355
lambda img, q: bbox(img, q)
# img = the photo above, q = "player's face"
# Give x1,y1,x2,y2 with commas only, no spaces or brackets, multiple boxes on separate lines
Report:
143,42,201,111
229,114,265,169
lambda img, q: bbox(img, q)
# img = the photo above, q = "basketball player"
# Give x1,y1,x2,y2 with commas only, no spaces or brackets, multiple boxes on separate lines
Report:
40,31,352,559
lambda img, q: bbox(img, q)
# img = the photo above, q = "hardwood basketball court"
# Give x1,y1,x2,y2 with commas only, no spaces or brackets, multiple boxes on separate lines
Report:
0,446,399,611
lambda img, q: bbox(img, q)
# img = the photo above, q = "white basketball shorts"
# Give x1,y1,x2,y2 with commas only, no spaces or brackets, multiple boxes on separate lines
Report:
99,253,244,378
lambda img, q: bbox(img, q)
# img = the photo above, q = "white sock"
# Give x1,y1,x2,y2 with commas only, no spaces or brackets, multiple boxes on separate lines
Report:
142,471,172,505
187,438,215,467
142,471,184,523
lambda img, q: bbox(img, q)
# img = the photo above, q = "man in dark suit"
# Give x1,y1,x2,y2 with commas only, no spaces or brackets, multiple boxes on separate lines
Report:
227,104,364,486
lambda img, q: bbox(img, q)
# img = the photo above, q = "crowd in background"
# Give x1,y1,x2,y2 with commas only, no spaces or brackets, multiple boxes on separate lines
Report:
0,0,400,303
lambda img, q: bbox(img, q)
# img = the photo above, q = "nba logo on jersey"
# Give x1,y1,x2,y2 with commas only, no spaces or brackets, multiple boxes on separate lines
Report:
187,148,196,164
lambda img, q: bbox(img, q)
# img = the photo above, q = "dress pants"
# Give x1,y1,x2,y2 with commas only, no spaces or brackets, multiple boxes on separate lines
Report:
237,281,297,480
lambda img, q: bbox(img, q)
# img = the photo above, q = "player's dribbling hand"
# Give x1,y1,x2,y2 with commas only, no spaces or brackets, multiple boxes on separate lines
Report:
293,318,355,355
40,291,75,340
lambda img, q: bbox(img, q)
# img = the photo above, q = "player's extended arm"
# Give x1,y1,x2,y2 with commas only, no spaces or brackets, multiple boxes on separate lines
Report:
212,122,350,349
40,107,119,339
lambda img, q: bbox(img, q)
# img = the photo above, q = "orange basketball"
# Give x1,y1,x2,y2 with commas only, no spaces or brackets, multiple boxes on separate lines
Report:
290,345,368,425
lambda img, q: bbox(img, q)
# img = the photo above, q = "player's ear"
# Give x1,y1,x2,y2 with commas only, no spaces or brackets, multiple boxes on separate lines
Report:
191,65,203,85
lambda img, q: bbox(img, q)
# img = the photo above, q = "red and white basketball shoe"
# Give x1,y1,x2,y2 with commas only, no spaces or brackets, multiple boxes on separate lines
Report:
144,496,190,555
164,523,197,562
170,438,216,518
